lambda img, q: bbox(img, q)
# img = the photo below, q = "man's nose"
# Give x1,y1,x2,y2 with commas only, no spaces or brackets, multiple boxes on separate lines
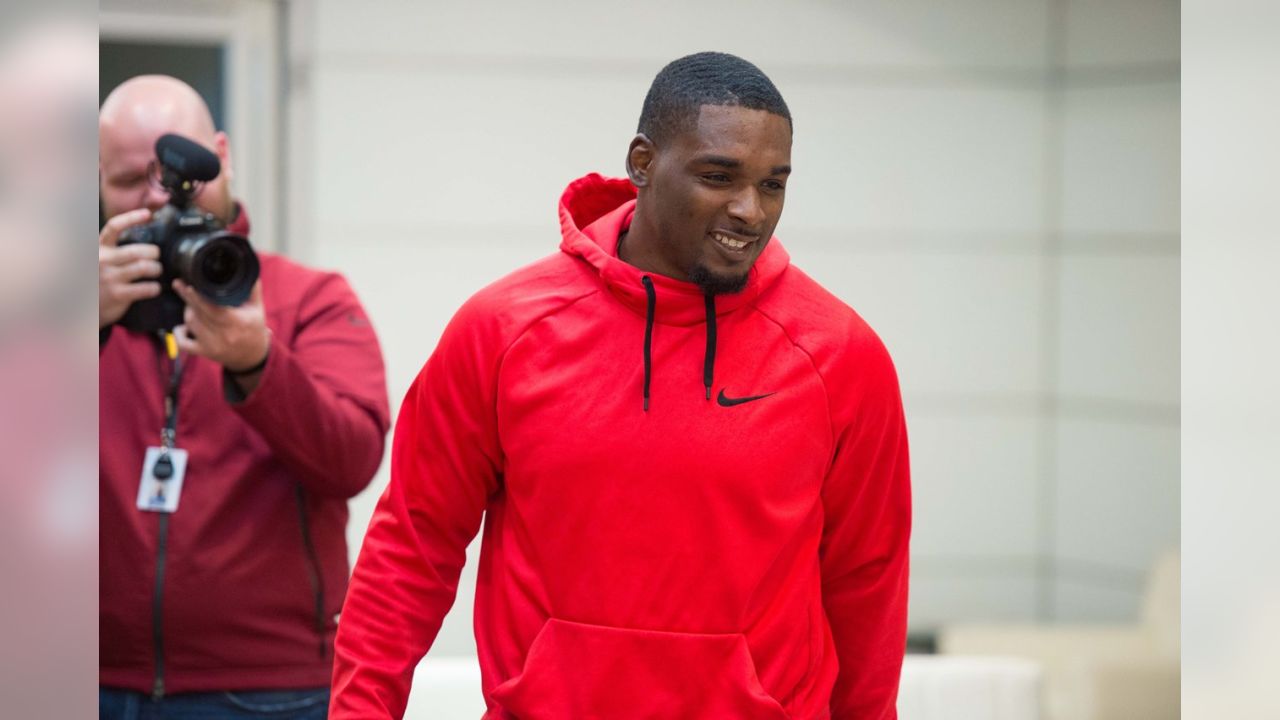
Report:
727,187,766,228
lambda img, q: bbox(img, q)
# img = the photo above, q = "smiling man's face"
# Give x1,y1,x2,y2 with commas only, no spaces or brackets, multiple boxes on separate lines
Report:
630,104,792,294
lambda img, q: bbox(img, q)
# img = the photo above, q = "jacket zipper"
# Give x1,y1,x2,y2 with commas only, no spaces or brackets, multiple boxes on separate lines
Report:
295,485,328,658
152,511,169,699
152,348,181,700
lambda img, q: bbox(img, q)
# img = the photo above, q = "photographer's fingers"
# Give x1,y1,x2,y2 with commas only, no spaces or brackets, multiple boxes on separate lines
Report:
110,256,163,283
172,323,196,355
115,280,163,304
172,280,220,324
99,245,160,291
99,208,152,247
172,321,205,358
99,245,165,328
105,243,161,266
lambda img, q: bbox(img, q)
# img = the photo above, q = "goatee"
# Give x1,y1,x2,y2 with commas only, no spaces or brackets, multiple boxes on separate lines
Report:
689,264,749,296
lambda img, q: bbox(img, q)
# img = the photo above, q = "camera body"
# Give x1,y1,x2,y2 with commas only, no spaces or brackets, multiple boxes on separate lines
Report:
117,133,259,334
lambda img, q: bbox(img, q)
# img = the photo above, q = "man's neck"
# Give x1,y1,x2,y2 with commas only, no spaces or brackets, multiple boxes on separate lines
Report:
617,205,685,281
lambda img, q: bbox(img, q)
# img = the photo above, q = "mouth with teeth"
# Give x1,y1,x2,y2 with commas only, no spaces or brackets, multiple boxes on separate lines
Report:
710,231,753,253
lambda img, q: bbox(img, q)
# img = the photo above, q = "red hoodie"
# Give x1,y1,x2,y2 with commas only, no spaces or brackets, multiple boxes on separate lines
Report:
99,207,391,695
332,175,911,719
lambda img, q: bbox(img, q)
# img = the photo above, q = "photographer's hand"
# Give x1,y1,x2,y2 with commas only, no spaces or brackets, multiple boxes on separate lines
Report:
172,279,272,394
99,208,162,329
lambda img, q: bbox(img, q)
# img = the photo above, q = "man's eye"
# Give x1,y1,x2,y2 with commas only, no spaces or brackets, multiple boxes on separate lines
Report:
763,181,786,192
702,173,731,184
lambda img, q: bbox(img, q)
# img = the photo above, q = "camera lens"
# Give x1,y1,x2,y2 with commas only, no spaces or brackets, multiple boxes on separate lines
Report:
201,244,239,286
173,231,259,306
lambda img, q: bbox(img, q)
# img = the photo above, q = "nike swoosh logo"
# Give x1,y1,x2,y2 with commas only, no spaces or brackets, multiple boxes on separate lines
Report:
717,389,775,407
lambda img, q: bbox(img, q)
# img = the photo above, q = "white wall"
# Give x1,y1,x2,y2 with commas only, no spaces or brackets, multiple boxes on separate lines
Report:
1050,0,1180,621
287,0,1179,656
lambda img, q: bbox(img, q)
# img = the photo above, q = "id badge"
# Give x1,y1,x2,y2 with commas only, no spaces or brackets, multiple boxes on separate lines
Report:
136,447,188,513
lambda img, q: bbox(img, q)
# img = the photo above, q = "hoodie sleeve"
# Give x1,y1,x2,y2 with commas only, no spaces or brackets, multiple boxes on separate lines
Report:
820,327,912,720
330,294,504,719
227,271,391,498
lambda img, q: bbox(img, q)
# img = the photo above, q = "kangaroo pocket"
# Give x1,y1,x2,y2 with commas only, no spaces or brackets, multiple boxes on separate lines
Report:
490,618,789,720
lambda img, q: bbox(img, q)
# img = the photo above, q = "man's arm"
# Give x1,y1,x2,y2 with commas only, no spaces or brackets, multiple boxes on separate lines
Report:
330,295,503,718
178,272,391,498
821,332,912,720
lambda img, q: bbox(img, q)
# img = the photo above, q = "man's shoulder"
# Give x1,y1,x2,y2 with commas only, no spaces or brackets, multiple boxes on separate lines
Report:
757,263,902,412
757,263,884,354
258,250,343,291
447,251,598,345
257,251,363,315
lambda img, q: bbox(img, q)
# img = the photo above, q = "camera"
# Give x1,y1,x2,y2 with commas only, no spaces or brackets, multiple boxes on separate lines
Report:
117,133,259,333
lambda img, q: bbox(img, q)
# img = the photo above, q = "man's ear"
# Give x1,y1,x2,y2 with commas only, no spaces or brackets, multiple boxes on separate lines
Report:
626,134,655,188
214,131,232,181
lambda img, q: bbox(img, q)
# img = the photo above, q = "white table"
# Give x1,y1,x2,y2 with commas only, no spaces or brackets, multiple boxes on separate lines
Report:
405,654,1042,719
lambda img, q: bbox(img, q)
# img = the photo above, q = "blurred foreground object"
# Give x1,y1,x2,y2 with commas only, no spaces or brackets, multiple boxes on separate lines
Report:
0,10,98,720
939,549,1180,720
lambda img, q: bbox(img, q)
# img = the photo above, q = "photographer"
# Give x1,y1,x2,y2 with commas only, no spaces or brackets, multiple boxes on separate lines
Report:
98,75,390,719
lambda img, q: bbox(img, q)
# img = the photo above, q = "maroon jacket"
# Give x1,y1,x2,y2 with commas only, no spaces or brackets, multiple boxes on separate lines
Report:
99,208,390,695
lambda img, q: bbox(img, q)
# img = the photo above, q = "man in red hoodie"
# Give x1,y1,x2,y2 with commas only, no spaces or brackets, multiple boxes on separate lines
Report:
333,52,911,719
99,75,390,718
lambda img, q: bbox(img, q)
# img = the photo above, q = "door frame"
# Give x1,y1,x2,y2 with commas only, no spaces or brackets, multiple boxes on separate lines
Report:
101,0,287,253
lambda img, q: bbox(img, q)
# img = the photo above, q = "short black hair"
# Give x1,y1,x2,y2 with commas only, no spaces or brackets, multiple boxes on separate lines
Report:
637,51,791,144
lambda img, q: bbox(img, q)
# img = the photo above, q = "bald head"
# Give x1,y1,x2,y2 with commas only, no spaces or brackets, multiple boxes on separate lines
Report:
99,75,233,223
100,75,217,146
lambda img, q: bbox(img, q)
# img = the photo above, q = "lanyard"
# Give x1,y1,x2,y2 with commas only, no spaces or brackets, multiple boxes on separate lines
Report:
153,346,186,480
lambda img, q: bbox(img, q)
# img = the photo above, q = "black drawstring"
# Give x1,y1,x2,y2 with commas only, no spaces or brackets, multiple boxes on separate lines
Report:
637,279,719,410
703,293,717,401
642,276,656,412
